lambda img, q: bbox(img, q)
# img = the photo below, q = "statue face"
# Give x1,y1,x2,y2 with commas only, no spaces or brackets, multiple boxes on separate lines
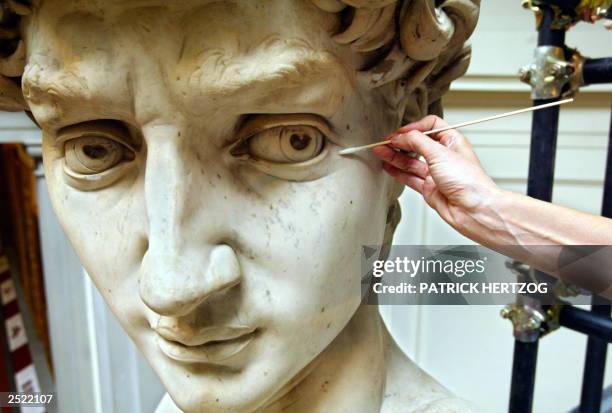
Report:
26,1,399,412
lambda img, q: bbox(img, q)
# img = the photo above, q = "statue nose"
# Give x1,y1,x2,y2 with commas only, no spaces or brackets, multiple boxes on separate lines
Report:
139,244,242,317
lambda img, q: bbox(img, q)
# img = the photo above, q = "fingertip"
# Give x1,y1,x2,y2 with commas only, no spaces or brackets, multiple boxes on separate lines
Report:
390,130,422,148
372,145,387,157
372,144,395,161
389,134,408,153
390,133,408,145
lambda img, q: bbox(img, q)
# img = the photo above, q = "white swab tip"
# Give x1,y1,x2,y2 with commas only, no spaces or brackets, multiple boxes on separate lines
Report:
338,147,361,156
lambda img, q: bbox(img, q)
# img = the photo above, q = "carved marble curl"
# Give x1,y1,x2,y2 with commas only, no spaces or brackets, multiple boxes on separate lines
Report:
311,0,480,121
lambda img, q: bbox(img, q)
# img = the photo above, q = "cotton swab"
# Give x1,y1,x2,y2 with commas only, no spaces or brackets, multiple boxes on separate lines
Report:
338,98,574,156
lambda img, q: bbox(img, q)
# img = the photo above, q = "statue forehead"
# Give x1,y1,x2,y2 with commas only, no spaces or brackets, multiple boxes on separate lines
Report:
34,0,335,28
25,0,355,127
38,0,280,14
30,0,339,62
28,0,345,78
30,0,341,57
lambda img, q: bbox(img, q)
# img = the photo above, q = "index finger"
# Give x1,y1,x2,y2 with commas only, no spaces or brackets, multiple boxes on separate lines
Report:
390,130,448,162
396,115,449,135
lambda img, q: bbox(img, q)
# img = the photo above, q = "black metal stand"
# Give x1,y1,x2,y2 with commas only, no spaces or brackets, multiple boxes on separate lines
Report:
583,58,612,86
527,99,561,201
509,341,539,413
527,5,565,199
579,298,612,413
508,3,612,412
559,304,612,343
509,7,565,413
578,110,612,413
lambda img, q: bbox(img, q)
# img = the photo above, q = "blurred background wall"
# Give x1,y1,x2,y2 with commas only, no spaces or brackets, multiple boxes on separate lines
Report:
0,1,609,412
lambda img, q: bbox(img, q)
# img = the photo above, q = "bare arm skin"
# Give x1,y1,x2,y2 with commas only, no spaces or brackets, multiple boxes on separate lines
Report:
373,115,612,286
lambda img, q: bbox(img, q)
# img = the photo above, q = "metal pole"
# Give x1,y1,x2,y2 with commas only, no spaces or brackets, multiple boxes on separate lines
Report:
578,108,612,413
510,341,540,413
579,299,612,412
559,304,612,343
582,58,612,86
601,108,612,217
509,6,566,413
526,8,565,201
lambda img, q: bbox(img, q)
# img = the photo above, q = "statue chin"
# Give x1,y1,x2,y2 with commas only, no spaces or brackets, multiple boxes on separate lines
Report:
0,0,480,411
156,306,477,413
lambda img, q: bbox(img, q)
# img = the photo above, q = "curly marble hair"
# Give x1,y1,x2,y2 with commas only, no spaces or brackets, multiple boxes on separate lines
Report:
312,0,479,123
0,0,479,124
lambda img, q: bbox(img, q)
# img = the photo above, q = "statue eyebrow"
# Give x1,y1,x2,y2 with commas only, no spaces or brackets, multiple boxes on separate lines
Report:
23,70,90,104
22,41,354,125
183,47,354,119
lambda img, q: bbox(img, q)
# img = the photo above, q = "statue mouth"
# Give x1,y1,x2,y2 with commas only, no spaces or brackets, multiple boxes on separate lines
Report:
155,327,258,364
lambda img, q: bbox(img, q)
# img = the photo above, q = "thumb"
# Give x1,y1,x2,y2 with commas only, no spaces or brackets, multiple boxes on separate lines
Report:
390,130,447,163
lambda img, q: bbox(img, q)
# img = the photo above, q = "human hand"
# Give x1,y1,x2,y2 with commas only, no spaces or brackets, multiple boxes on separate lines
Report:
373,115,500,230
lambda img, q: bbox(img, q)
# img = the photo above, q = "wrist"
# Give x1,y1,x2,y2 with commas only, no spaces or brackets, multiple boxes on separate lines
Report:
451,186,511,246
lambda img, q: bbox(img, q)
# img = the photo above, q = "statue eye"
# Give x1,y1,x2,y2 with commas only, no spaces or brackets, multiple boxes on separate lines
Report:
64,136,133,175
229,114,336,181
246,125,324,163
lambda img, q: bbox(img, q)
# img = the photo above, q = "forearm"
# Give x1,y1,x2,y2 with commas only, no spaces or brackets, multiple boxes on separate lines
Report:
463,189,612,246
454,188,612,275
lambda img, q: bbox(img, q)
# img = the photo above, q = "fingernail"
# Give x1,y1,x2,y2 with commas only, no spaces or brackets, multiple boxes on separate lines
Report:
391,134,403,144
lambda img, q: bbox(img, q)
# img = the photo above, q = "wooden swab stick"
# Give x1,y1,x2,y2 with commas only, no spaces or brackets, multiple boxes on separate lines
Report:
338,98,574,156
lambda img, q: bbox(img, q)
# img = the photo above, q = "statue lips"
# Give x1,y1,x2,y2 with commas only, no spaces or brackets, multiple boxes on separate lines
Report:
155,326,258,364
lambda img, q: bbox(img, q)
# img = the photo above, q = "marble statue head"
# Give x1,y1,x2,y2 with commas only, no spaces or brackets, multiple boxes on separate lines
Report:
0,0,479,411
